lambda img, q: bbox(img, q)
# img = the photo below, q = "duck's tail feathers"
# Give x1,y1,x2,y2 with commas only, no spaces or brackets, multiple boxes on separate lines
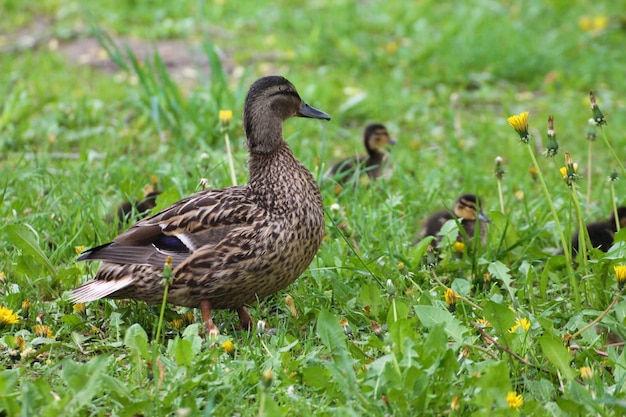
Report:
69,276,134,303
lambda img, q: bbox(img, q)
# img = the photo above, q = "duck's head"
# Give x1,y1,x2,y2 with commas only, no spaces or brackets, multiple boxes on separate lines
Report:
243,76,330,154
454,194,491,222
609,206,626,230
363,123,396,153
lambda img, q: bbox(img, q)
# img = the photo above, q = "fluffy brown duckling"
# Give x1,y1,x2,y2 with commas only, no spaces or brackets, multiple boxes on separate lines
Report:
418,194,491,246
116,186,162,227
328,123,396,183
572,206,626,255
71,76,330,335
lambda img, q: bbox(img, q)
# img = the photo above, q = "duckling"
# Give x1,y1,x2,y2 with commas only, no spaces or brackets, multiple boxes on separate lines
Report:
328,123,396,183
71,76,330,335
572,206,626,254
417,194,490,246
116,187,162,227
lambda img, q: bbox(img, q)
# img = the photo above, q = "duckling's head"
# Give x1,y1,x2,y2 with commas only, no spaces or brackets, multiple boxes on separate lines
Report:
243,76,330,154
363,123,396,154
609,206,626,230
453,194,491,222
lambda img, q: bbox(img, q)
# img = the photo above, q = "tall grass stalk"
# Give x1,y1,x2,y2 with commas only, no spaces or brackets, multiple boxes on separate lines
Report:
525,147,579,306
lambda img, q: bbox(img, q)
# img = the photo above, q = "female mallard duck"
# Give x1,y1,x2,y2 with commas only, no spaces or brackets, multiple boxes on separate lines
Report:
572,206,626,255
417,194,490,246
71,76,330,335
328,123,396,183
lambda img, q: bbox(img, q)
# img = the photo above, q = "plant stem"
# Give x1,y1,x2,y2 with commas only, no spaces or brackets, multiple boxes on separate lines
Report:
497,179,505,213
571,292,621,340
600,128,626,180
610,181,620,232
586,140,592,215
525,146,580,307
224,131,237,186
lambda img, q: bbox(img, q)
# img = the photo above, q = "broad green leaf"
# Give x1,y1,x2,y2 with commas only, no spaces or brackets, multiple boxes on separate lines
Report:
182,323,203,356
359,282,381,317
316,309,356,391
488,261,516,302
0,369,20,393
61,356,109,410
6,223,56,276
482,301,516,348
173,337,193,366
539,334,575,380
413,305,467,344
124,323,150,361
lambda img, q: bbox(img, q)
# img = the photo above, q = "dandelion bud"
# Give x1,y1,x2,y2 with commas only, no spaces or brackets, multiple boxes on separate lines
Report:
339,318,353,337
608,170,618,182
161,256,173,285
444,289,457,313
261,369,273,389
586,119,597,141
494,156,505,180
544,116,558,158
452,241,465,256
386,279,396,297
589,90,606,126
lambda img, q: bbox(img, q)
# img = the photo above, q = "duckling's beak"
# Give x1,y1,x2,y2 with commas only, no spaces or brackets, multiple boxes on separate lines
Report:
478,211,491,223
298,101,331,121
388,137,397,145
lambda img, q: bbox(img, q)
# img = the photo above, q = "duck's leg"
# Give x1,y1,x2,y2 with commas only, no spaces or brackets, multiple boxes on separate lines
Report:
236,307,254,331
200,300,220,336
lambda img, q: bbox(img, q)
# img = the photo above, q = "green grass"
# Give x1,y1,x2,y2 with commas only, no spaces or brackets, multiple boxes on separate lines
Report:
2,0,626,415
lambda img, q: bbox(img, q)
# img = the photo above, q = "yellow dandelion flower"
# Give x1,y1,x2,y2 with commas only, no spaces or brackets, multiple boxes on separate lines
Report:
559,166,568,178
15,336,26,351
397,262,405,271
222,340,235,355
182,312,195,325
33,324,53,338
451,396,460,411
21,299,31,318
508,317,531,333
0,271,5,282
0,306,19,327
445,289,457,307
73,303,86,315
453,241,465,254
615,265,626,290
169,319,184,329
506,391,524,409
75,245,85,255
219,109,233,126
507,112,530,143
384,41,398,54
580,366,594,380
476,317,491,327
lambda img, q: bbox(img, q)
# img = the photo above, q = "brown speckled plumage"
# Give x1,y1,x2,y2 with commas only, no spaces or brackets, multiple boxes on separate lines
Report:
71,76,330,334
417,194,490,246
328,123,395,183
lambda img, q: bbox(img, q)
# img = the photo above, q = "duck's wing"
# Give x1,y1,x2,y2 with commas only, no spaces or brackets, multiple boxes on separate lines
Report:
78,186,262,269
